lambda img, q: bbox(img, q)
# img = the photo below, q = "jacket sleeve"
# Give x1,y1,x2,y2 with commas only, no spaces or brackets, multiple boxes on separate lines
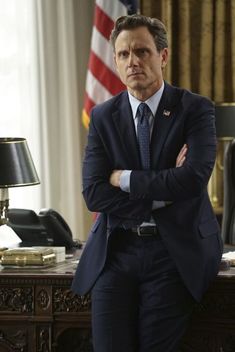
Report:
129,96,216,201
82,109,152,221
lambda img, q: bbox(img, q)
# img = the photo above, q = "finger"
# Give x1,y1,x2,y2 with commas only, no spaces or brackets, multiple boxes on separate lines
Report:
176,149,187,164
176,156,186,167
178,144,187,158
177,147,187,163
177,149,185,162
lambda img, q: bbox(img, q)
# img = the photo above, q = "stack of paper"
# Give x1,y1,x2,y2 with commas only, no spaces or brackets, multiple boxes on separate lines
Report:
222,251,235,266
0,225,21,248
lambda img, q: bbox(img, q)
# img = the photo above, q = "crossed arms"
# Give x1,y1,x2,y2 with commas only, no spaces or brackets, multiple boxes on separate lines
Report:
109,144,187,188
82,96,216,222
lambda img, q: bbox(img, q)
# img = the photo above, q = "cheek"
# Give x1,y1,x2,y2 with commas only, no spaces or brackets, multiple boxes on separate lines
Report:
148,64,161,77
116,66,127,81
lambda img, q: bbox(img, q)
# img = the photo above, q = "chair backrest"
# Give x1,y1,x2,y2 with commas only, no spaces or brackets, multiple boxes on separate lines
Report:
221,139,235,244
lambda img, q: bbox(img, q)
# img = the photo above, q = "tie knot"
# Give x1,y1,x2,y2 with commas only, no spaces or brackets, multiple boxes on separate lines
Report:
137,103,150,124
138,102,150,116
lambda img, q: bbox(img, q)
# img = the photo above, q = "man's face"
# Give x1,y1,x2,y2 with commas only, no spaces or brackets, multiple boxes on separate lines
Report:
114,26,168,100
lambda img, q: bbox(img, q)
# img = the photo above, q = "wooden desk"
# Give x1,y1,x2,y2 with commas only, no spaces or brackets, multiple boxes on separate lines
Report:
0,256,234,352
0,253,92,352
181,268,235,351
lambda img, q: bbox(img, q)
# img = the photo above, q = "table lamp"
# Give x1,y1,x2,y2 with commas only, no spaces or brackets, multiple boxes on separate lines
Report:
0,138,40,228
215,103,235,138
208,103,235,210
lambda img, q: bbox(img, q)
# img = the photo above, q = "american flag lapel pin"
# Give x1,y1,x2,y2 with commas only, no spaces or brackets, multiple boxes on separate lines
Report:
163,109,171,117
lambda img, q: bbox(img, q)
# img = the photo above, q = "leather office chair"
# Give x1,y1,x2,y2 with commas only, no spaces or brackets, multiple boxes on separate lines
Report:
221,138,235,244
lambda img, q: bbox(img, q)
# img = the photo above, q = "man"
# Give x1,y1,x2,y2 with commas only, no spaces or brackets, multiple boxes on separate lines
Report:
72,15,223,352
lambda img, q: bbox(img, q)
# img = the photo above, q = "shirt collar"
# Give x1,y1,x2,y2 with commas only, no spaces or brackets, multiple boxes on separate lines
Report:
128,82,165,119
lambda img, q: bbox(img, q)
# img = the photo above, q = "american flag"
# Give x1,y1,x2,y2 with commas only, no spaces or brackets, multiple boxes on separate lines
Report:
82,0,138,129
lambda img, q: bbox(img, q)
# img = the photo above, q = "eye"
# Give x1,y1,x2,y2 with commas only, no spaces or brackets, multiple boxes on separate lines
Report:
135,48,149,57
118,50,129,59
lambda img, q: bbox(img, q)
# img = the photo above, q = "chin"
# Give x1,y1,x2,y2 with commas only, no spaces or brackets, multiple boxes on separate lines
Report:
127,79,143,87
130,83,146,91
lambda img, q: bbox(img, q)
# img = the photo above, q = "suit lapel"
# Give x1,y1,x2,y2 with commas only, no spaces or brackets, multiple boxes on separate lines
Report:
151,83,181,168
112,92,141,169
111,84,182,170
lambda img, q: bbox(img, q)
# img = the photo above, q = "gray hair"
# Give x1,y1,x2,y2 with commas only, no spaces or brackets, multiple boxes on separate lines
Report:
110,14,168,52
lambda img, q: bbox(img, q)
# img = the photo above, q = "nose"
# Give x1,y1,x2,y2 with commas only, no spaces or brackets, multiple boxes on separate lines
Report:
128,52,138,67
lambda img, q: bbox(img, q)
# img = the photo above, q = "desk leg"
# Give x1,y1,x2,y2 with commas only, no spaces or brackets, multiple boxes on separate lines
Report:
36,324,52,352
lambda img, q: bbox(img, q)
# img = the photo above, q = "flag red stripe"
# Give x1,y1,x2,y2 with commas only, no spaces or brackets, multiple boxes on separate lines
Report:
84,92,96,115
82,0,135,129
95,4,114,40
89,51,125,95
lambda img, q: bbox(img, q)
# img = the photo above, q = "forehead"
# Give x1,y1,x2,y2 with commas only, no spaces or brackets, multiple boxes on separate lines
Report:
114,26,156,50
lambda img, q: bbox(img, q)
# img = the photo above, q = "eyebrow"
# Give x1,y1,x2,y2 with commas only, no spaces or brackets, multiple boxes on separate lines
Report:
117,46,150,54
135,47,150,52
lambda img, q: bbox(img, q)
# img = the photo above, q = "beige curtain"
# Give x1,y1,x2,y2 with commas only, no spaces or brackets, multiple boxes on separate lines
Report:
141,0,235,102
35,0,94,240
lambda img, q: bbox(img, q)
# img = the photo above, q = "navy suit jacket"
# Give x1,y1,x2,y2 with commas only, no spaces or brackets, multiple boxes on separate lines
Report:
72,82,223,301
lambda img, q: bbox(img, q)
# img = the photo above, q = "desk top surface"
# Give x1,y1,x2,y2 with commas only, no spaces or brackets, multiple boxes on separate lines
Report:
0,248,235,280
0,250,80,278
218,266,235,278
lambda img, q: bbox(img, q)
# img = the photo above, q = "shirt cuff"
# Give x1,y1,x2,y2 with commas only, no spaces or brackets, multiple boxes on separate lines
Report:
120,170,132,192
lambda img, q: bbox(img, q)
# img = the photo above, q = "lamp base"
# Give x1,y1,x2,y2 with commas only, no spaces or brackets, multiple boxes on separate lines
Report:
0,224,22,248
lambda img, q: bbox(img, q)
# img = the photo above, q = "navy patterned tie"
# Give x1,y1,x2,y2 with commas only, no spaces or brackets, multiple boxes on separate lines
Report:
137,103,151,170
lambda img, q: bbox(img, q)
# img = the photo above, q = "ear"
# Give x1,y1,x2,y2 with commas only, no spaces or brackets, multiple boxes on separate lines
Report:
161,48,169,68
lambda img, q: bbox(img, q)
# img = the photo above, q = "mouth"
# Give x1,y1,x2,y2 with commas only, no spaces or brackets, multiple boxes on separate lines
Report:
127,72,144,78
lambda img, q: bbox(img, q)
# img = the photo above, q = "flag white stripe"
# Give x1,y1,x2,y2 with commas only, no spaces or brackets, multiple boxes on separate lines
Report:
91,27,117,75
83,0,133,127
96,0,127,22
86,70,113,105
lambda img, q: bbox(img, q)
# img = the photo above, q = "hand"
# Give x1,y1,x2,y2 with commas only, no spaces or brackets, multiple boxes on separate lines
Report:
176,144,187,167
109,170,123,187
109,145,187,187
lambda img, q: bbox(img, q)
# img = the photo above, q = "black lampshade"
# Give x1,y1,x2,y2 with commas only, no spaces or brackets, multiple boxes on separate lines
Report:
0,138,40,187
215,103,235,138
